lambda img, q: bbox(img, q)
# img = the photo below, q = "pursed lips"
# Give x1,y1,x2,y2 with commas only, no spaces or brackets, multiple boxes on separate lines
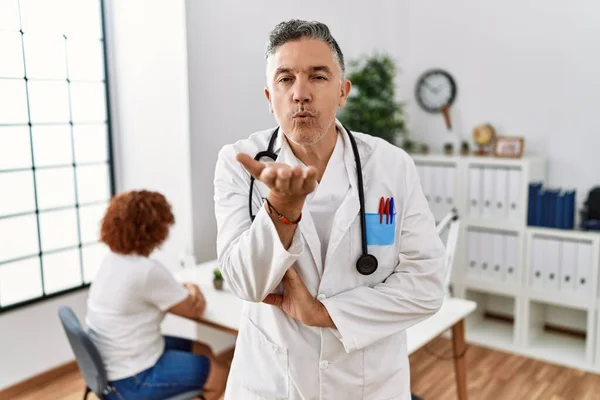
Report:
293,111,315,119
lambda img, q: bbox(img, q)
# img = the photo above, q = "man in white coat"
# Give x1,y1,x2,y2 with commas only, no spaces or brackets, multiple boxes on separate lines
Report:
214,19,446,400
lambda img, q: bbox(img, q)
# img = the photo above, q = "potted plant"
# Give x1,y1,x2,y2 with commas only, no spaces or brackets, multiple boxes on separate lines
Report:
443,143,453,156
460,140,470,156
337,53,406,145
402,137,416,153
213,268,224,290
420,143,430,155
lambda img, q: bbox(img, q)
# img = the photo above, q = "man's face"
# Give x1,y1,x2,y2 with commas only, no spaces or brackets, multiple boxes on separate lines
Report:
265,38,351,146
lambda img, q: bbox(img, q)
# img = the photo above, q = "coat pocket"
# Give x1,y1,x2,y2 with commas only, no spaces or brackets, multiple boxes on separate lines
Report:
363,331,409,399
365,213,396,245
232,316,289,399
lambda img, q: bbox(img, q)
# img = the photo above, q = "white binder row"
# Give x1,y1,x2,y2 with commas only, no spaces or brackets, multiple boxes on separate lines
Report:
416,164,457,218
467,229,519,282
469,166,521,220
530,237,594,295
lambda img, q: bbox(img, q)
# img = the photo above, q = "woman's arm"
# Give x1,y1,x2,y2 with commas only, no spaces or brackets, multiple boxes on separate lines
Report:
167,283,206,321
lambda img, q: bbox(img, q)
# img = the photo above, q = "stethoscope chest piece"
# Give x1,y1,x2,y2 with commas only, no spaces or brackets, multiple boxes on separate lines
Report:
356,254,378,275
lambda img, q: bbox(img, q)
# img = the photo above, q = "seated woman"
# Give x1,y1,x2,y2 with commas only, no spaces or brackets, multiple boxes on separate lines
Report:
86,190,229,400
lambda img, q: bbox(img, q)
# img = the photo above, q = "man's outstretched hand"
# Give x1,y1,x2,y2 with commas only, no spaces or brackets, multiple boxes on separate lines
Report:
236,153,318,202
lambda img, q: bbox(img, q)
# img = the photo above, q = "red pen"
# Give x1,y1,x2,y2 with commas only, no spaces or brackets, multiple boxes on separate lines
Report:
384,198,390,224
379,197,384,224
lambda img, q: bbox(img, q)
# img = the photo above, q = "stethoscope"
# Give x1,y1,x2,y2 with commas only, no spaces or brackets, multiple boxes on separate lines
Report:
248,125,378,275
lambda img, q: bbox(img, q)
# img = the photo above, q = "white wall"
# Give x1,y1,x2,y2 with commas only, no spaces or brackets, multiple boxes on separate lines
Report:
403,0,600,207
107,0,194,268
186,0,410,261
0,291,88,390
0,0,196,390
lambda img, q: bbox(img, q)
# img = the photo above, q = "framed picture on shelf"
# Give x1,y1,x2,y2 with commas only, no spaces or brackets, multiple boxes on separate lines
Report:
494,136,525,158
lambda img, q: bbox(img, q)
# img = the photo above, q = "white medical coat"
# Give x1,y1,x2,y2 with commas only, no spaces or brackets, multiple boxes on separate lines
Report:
213,120,445,400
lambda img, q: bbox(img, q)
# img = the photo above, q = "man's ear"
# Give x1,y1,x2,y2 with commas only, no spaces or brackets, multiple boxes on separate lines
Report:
338,79,352,107
264,87,273,113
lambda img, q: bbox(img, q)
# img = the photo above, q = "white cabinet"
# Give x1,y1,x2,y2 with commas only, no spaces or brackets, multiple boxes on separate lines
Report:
412,153,600,373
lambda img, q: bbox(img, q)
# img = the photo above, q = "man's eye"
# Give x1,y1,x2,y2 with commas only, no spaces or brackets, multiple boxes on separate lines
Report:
313,76,327,80
279,77,293,83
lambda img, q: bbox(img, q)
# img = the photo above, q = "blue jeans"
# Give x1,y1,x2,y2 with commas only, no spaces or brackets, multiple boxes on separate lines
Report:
106,336,210,400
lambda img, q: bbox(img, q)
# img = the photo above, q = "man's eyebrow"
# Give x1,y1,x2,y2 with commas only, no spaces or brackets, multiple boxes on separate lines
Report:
274,66,333,75
274,67,294,75
310,66,332,74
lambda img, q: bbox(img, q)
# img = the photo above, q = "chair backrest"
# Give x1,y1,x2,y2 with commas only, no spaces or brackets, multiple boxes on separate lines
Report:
436,208,461,295
58,306,110,397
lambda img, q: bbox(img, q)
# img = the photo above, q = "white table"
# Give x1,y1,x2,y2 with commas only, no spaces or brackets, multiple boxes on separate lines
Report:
176,261,476,400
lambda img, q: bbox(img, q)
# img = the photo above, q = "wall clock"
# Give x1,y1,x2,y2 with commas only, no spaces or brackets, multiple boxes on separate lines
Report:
415,69,457,130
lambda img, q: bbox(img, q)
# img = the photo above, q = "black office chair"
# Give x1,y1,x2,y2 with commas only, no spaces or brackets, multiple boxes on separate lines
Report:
58,306,204,400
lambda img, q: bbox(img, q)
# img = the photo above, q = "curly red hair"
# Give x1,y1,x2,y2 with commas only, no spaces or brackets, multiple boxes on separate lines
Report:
100,190,175,257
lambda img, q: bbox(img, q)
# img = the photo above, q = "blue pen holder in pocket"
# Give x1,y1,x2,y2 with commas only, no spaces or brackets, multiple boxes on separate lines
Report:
365,213,396,245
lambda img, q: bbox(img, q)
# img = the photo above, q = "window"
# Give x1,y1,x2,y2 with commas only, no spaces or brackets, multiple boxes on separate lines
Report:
0,0,113,312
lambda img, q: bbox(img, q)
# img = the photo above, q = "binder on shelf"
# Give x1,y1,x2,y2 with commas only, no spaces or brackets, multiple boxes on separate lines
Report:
559,239,577,293
530,237,545,289
528,182,543,226
507,169,521,220
527,182,576,230
547,189,560,228
544,238,560,291
505,234,519,282
535,188,544,226
494,168,508,220
564,190,576,229
576,241,592,295
467,229,480,277
492,232,505,281
469,167,483,217
555,192,565,229
542,190,553,227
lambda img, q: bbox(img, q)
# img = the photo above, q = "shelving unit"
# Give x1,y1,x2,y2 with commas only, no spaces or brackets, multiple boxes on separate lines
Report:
523,300,593,369
412,153,600,373
464,289,518,352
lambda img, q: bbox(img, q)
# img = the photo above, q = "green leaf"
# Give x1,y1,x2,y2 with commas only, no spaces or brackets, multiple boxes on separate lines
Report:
338,53,406,144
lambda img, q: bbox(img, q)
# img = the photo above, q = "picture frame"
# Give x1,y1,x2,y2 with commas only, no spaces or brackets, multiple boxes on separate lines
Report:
494,136,524,158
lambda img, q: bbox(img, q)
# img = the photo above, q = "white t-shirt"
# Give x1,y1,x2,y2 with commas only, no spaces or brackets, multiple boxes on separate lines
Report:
85,251,188,381
307,132,350,265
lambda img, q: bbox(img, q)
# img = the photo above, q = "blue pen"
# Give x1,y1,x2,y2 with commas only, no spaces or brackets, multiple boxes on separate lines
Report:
390,197,395,224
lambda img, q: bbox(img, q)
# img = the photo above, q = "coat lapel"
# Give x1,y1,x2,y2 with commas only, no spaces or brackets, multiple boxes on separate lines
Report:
264,122,374,276
324,125,373,270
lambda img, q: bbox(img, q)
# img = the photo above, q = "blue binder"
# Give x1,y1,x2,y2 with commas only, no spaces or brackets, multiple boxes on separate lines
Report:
542,190,554,227
564,190,576,229
549,189,560,228
535,189,544,226
555,192,565,229
525,182,575,230
528,183,543,226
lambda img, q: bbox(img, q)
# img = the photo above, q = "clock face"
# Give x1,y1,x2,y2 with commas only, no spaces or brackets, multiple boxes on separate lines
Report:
415,69,457,113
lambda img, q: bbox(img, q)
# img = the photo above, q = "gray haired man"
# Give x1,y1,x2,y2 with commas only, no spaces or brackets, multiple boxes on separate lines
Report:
214,19,445,400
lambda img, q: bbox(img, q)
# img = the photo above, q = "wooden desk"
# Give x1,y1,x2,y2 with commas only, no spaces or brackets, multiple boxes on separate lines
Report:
176,261,476,400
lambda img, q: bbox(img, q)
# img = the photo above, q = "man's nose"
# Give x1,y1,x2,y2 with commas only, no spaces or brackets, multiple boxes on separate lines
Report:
292,79,311,104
